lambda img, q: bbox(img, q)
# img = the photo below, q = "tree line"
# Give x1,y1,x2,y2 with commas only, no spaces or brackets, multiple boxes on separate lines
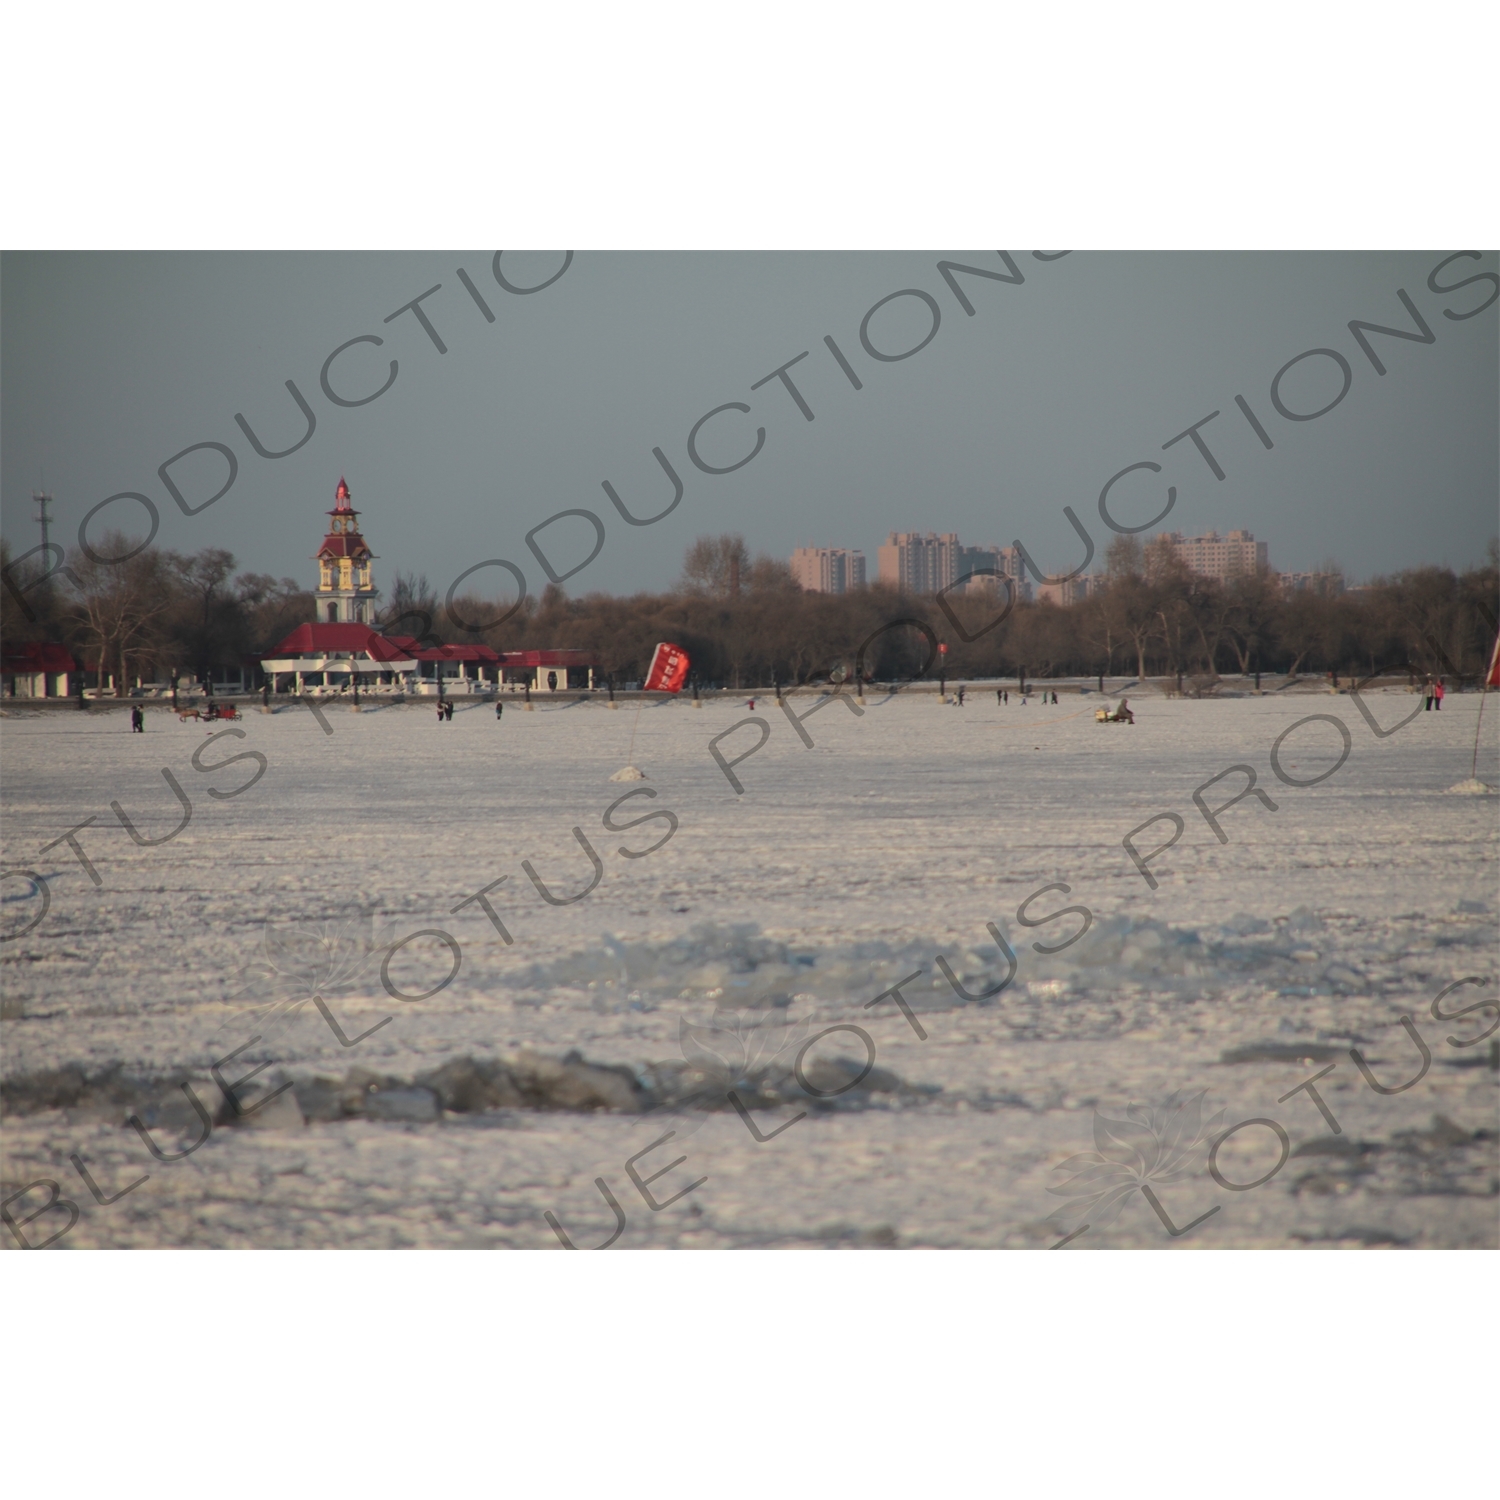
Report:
1,533,313,691
4,528,1496,694
436,533,1500,691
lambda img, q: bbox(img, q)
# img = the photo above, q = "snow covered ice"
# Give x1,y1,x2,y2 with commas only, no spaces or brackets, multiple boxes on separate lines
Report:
2,685,1495,1248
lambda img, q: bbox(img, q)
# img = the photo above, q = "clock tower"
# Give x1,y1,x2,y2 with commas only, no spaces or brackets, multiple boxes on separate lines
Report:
315,477,379,624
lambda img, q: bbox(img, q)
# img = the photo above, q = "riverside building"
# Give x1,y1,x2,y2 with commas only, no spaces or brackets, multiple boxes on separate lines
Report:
261,477,600,695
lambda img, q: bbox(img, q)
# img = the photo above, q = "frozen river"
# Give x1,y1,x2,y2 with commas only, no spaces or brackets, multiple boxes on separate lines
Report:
2,683,1496,1248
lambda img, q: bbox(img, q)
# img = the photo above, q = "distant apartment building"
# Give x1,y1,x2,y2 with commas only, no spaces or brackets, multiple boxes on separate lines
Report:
1280,569,1345,596
954,543,1034,600
877,532,963,593
1036,574,1098,606
876,533,1035,596
790,545,866,593
1157,528,1269,579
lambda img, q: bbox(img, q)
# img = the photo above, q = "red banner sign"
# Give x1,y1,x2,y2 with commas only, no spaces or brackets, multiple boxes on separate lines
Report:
644,641,690,693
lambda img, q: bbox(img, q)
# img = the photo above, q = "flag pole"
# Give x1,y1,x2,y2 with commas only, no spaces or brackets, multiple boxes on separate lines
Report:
626,698,644,764
613,642,687,781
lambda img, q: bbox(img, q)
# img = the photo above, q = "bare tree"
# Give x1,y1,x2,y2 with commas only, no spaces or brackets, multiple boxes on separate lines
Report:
1104,536,1156,682
681,535,749,597
1274,589,1332,679
1080,584,1120,684
1387,564,1475,679
1,537,70,646
379,571,435,627
237,573,316,652
1186,577,1234,680
1224,570,1282,677
168,547,237,683
747,553,796,593
1144,537,1198,687
67,534,175,695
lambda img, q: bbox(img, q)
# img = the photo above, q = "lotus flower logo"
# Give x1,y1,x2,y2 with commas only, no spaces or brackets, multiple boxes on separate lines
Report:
229,914,392,1045
1047,1090,1225,1241
679,1003,813,1087
649,1001,817,1139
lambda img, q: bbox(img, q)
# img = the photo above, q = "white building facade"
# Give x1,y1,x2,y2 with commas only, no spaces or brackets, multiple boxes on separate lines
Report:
1158,528,1269,580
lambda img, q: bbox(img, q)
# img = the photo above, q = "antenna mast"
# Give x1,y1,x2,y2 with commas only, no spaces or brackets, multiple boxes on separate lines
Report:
34,490,54,556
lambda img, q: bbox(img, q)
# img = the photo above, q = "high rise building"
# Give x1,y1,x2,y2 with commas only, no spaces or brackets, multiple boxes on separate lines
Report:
956,543,1030,598
790,546,867,593
1036,575,1096,606
876,534,1035,597
876,532,964,593
1157,528,1269,580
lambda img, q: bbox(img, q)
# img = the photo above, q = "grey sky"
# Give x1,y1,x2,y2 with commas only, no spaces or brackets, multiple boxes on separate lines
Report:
2,251,1495,605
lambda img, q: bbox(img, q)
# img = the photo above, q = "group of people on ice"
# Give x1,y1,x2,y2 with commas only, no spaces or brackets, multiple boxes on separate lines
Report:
437,698,509,721
980,688,1060,706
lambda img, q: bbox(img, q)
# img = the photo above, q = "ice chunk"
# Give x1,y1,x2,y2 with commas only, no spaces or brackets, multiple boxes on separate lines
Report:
1223,913,1272,936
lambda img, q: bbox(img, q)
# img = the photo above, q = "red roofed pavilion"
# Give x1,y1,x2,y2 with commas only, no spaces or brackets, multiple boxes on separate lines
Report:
254,476,601,698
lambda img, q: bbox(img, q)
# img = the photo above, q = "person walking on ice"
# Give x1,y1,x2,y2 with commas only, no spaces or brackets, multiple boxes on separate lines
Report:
1434,678,1445,710
131,706,144,733
495,699,503,719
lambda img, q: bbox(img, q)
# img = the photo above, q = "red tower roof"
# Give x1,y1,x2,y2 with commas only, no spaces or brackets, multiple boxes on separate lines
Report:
319,475,372,559
318,533,371,560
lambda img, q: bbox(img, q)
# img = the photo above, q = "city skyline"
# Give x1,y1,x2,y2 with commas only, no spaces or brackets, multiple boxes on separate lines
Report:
5,478,1471,608
789,524,1355,597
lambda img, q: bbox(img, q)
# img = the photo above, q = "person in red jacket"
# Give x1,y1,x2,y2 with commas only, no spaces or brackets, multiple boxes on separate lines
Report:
1434,678,1445,710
